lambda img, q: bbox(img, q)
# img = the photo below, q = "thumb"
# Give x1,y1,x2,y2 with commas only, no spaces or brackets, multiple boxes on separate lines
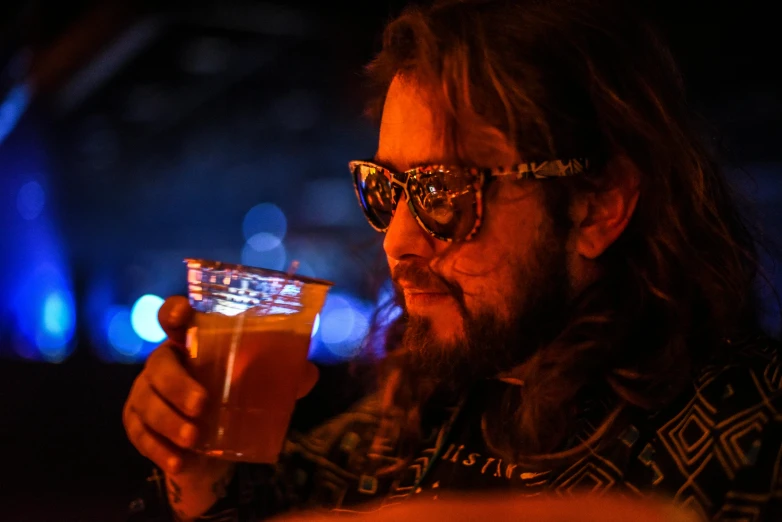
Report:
157,296,194,347
296,362,320,399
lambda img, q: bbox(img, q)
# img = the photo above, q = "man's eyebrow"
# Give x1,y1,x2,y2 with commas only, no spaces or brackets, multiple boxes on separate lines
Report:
372,153,392,167
372,154,456,171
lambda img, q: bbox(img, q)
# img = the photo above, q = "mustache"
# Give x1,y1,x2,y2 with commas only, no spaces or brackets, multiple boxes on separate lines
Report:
391,261,467,314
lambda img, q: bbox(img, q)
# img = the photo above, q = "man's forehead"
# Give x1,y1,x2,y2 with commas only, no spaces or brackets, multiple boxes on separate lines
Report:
375,75,519,171
375,76,448,172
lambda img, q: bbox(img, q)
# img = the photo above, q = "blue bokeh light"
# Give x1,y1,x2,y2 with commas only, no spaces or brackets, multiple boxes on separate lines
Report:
247,232,282,252
87,277,159,363
241,242,286,270
35,291,74,362
85,276,119,362
42,292,70,336
0,84,30,144
107,306,145,357
130,294,167,343
242,203,287,243
12,263,76,362
321,307,356,345
16,180,45,220
314,294,371,360
295,260,316,279
2,93,75,363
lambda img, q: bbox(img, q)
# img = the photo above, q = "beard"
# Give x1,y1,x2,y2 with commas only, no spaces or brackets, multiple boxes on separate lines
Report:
392,235,572,393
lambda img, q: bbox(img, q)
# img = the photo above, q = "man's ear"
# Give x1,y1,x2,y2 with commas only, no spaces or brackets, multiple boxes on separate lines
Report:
570,156,641,259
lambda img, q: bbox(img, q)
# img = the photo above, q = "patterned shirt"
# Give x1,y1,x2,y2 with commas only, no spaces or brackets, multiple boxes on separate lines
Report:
127,336,782,521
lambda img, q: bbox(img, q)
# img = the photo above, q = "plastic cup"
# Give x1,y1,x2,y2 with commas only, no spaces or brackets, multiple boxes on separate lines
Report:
183,258,332,463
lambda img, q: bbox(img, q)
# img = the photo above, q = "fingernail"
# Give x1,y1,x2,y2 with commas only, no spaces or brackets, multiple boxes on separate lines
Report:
179,423,197,447
186,392,204,416
167,456,181,474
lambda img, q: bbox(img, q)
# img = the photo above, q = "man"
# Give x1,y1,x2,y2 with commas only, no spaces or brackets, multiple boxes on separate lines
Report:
124,0,782,520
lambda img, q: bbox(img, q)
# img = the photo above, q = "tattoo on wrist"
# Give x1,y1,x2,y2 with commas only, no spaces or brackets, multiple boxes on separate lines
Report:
168,477,183,504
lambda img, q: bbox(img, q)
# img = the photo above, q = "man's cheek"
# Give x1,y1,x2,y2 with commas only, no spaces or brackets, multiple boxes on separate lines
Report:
449,245,506,274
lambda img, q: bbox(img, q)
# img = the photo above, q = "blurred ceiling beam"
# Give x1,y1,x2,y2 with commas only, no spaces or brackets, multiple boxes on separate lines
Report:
30,1,313,118
176,3,313,37
54,17,163,114
0,1,135,145
28,2,136,97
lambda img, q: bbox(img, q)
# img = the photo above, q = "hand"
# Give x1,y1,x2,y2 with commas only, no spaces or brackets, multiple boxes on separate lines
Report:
124,295,322,519
123,296,320,474
123,296,220,475
123,297,238,520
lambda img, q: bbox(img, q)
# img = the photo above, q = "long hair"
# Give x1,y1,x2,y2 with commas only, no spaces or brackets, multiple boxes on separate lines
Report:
359,0,775,467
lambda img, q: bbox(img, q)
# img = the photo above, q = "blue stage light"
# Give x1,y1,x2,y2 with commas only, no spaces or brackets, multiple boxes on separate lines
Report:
12,263,76,362
246,232,282,252
107,306,144,357
16,180,45,220
242,203,287,243
130,294,166,343
35,290,75,362
316,294,370,360
42,291,71,336
241,242,286,270
0,84,30,144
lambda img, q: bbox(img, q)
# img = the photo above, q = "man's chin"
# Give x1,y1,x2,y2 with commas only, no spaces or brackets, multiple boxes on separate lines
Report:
404,315,464,348
400,316,474,384
407,300,463,331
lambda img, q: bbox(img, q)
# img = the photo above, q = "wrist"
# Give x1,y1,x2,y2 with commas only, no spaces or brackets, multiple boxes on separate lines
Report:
166,461,236,520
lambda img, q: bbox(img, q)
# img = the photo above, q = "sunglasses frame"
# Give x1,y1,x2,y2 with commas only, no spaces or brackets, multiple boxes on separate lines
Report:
350,158,590,242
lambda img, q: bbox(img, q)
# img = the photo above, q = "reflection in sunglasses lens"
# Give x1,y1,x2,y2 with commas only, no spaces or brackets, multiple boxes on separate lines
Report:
358,165,394,229
355,164,477,241
410,169,476,241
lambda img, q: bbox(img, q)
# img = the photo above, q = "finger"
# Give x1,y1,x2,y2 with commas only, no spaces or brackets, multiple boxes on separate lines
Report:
158,296,193,346
145,344,207,418
133,379,200,450
296,362,320,399
124,406,187,474
124,370,199,449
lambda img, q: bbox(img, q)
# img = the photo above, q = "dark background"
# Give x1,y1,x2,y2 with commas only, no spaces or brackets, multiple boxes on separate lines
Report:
0,1,780,521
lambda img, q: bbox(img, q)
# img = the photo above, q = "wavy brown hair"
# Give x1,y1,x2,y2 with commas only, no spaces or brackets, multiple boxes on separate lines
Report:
359,0,774,467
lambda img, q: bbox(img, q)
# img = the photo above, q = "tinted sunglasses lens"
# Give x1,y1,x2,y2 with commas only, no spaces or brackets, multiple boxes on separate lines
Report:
408,169,477,241
354,164,394,229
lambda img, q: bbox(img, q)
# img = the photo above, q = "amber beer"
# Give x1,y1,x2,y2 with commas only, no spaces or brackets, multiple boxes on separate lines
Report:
183,258,331,463
186,312,312,462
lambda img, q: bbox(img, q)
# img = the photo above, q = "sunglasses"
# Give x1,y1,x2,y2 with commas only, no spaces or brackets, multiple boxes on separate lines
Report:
350,158,590,242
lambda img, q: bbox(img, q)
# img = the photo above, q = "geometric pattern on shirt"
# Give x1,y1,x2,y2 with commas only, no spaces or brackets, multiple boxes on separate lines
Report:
551,451,625,496
125,335,782,522
651,351,782,519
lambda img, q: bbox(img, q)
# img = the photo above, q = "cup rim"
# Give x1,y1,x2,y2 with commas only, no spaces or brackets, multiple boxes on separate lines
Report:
184,258,334,287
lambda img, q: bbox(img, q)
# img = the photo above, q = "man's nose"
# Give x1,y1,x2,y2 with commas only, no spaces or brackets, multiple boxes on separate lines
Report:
383,195,438,262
